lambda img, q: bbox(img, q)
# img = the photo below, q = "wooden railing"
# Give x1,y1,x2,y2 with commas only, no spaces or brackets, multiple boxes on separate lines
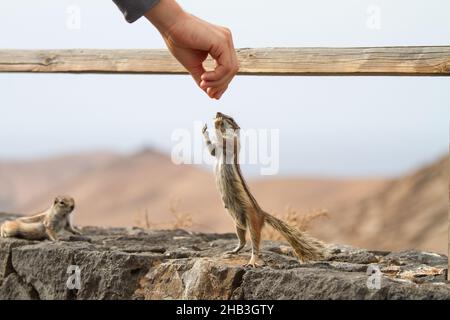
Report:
0,46,449,76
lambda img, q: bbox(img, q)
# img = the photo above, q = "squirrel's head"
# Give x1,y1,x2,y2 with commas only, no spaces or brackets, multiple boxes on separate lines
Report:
53,196,75,214
214,112,240,139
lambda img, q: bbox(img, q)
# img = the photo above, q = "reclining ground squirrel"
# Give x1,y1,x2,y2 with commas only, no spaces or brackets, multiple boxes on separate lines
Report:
202,112,327,267
0,196,80,241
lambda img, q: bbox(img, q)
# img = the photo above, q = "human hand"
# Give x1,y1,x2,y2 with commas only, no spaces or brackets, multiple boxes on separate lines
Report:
145,0,239,99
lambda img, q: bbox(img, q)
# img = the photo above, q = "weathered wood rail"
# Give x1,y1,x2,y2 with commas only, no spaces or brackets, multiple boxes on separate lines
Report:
0,46,449,76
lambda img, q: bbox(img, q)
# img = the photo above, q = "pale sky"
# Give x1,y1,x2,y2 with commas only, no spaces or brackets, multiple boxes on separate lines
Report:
0,0,449,177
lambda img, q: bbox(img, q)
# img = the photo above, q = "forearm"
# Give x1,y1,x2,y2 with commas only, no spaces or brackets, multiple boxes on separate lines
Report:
144,0,186,35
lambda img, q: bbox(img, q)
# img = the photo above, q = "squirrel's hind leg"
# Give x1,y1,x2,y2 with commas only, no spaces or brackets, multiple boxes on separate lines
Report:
226,225,246,254
245,211,264,268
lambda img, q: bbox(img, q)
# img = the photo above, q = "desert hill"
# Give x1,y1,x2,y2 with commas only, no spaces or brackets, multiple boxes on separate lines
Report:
0,152,120,211
314,156,448,254
5,150,384,233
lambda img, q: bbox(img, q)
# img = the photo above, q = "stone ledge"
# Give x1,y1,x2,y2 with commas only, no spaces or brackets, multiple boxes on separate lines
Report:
0,214,448,300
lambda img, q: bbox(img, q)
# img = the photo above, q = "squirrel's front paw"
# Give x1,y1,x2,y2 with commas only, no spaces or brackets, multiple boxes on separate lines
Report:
202,123,208,134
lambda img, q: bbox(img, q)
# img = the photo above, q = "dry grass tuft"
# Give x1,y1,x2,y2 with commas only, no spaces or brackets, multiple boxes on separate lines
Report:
135,201,328,237
134,197,193,230
134,209,153,229
263,206,329,241
168,198,193,230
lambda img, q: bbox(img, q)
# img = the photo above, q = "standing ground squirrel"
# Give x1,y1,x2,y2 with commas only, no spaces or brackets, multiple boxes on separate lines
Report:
202,112,327,267
0,196,80,241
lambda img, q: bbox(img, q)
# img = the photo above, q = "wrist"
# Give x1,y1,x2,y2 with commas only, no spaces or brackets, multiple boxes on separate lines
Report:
145,0,186,36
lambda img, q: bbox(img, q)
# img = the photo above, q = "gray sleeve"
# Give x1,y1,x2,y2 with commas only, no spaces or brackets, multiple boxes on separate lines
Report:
113,0,160,23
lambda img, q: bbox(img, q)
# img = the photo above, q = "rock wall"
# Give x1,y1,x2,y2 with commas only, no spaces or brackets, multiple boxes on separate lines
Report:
0,213,448,300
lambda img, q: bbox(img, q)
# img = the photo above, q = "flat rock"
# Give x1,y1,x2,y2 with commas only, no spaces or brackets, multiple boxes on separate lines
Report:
0,214,448,300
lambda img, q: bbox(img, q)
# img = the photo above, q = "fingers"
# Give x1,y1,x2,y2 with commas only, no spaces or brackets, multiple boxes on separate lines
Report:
214,85,228,100
201,28,239,99
189,64,207,92
205,85,227,99
201,79,230,99
202,63,229,83
206,87,216,99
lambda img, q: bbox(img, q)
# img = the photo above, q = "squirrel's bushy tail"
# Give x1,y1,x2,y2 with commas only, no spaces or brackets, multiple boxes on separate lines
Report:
263,211,327,262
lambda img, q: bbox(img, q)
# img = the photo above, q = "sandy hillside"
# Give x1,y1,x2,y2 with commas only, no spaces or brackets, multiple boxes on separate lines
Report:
311,156,448,254
0,150,447,253
0,152,120,211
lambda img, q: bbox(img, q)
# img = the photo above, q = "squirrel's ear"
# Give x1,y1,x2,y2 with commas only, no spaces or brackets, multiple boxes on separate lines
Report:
54,198,59,205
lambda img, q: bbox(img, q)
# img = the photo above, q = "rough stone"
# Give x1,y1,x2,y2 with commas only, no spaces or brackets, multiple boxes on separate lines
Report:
0,213,448,300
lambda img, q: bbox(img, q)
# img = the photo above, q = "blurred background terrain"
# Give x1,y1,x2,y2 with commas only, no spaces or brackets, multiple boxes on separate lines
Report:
0,151,447,254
